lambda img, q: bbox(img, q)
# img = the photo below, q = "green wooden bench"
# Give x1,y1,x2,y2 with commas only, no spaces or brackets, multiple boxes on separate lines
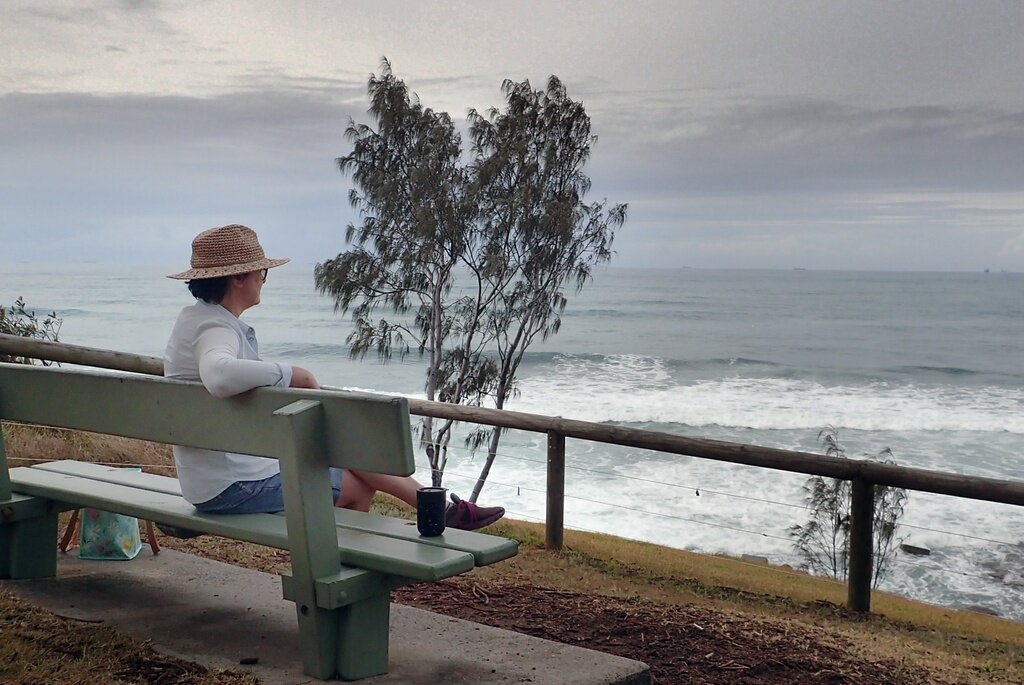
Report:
0,362,517,681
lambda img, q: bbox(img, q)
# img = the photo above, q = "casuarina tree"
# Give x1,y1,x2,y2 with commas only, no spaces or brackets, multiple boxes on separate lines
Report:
789,426,908,587
315,59,626,496
464,77,626,500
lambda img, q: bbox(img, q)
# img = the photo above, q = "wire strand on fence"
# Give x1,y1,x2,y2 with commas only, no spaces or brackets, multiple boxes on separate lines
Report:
466,446,810,510
6,455,173,470
4,421,84,434
431,464,795,543
426,438,816,512
426,442,1024,549
897,523,1017,547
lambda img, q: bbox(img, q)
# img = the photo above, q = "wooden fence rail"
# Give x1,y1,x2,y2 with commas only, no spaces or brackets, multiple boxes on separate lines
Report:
2,332,1023,612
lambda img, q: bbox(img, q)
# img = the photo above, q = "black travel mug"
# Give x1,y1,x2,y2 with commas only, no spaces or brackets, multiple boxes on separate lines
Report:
416,487,447,537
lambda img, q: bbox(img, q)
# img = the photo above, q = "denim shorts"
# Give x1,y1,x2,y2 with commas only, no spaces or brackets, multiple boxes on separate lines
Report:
194,468,343,514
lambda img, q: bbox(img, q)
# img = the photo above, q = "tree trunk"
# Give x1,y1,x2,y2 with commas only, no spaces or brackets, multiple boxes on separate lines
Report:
423,281,444,485
434,420,455,487
469,425,502,503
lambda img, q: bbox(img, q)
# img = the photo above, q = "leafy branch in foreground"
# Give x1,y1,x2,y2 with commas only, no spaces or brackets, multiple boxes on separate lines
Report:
789,426,908,587
0,297,62,364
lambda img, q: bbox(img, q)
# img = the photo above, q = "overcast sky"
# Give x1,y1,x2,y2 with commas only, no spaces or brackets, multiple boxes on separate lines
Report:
2,0,1023,271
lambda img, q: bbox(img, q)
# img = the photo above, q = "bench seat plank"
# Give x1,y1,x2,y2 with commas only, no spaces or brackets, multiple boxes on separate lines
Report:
32,460,518,566
329,507,517,566
10,467,475,581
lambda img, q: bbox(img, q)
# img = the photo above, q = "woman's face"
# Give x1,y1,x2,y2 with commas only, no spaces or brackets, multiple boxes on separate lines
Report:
239,269,266,308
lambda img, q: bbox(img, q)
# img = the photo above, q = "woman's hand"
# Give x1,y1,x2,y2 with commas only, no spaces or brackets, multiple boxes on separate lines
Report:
289,366,321,389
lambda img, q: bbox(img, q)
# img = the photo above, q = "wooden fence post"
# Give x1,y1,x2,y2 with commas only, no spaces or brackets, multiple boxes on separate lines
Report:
847,477,874,612
546,431,565,551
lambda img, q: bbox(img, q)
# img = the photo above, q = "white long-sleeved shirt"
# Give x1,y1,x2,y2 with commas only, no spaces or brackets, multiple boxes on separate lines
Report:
164,300,293,504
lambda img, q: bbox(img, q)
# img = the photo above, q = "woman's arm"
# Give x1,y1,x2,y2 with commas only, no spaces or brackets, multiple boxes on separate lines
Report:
194,324,292,397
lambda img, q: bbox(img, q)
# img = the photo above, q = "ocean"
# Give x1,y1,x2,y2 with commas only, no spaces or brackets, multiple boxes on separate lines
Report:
3,263,1023,621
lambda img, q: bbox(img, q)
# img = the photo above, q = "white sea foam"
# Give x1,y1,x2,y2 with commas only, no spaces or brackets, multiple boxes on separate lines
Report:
508,355,1024,433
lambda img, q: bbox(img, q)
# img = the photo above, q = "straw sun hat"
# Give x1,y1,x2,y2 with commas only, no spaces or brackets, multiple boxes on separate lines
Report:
167,224,290,280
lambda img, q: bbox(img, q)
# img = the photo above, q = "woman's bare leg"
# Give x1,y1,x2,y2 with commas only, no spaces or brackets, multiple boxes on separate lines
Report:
337,471,504,531
335,471,424,511
335,470,375,511
348,471,422,508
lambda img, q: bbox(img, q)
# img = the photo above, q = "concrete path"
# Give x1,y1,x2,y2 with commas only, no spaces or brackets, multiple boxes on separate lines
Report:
3,549,650,684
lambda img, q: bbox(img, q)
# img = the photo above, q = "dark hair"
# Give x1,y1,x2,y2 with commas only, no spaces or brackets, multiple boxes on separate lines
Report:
186,276,230,303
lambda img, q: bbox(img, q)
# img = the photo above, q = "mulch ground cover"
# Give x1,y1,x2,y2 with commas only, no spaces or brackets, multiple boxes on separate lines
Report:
395,580,937,685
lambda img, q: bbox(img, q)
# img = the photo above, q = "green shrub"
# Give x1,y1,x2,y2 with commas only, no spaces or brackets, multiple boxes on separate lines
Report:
0,297,62,364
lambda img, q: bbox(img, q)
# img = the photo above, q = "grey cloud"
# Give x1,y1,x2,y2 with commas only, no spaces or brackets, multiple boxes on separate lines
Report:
8,0,185,51
223,69,372,100
12,0,170,26
571,92,1024,270
0,89,364,263
0,89,360,148
13,6,100,24
589,96,1024,197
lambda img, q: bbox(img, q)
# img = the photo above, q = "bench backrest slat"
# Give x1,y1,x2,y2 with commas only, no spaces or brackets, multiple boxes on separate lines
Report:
0,363,415,475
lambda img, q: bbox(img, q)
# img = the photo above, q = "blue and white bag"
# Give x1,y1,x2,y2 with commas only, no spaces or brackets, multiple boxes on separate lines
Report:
79,507,142,560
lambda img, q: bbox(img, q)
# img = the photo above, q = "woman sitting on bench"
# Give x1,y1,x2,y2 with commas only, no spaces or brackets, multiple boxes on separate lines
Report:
164,224,504,531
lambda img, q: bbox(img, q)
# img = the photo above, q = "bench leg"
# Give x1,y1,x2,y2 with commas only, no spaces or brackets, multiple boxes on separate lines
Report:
294,601,341,679
293,591,391,681
0,512,58,579
336,592,391,681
